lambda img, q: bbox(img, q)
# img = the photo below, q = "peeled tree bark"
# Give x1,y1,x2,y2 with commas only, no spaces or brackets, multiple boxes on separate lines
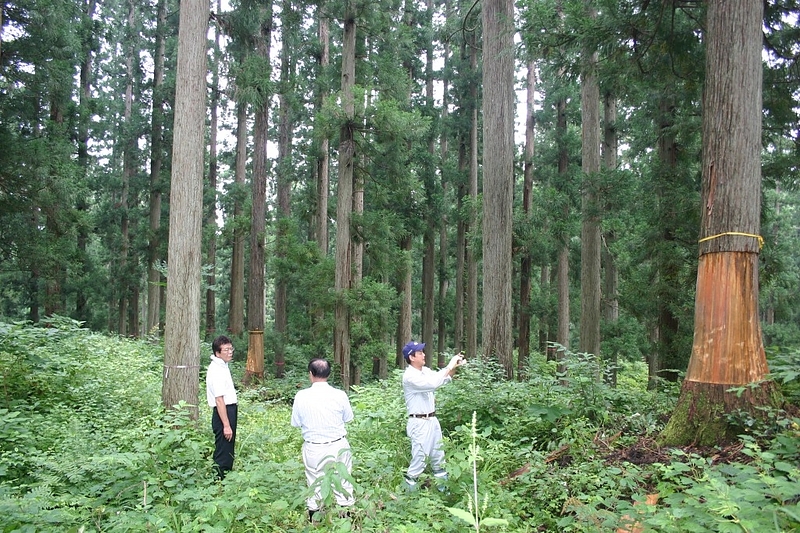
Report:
660,0,780,446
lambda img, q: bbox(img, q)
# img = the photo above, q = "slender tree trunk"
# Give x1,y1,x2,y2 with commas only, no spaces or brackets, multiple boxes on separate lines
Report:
397,235,413,367
423,0,436,365
334,0,356,389
227,102,247,336
661,0,779,446
204,0,221,340
118,0,136,336
147,0,167,336
437,14,452,358
315,6,330,254
455,148,466,354
555,93,570,367
653,95,682,385
162,0,209,417
274,0,294,379
602,91,619,385
466,27,479,361
518,58,536,376
76,0,96,323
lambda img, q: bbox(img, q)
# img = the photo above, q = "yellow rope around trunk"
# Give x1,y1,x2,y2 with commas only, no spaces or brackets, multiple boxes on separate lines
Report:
698,231,764,250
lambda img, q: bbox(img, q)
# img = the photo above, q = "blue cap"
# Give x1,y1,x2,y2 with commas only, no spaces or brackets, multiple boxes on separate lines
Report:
402,341,425,360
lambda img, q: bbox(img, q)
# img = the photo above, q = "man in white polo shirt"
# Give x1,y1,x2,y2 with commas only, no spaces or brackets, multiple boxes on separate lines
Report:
206,335,238,480
291,358,355,521
401,340,464,490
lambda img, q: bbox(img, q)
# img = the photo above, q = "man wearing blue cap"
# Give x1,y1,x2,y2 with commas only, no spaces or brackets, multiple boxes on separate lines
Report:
401,340,465,490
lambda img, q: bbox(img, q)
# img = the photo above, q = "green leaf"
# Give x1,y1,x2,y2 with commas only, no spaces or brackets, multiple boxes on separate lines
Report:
447,507,476,526
480,517,510,527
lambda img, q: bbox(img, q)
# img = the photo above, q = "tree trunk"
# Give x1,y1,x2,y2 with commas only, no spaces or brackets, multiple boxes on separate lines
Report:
162,0,209,417
227,101,248,337
397,235,413,368
147,0,167,336
76,0,96,324
315,6,330,254
118,0,136,336
602,91,619,385
466,26,479,361
334,0,356,389
555,94,570,366
422,0,436,366
579,22,601,360
244,8,272,384
274,0,294,379
653,95,682,384
205,0,221,340
437,14,451,358
519,58,536,377
661,0,779,446
455,165,466,354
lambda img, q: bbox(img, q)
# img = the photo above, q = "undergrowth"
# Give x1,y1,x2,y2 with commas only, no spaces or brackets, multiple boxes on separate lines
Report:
1,318,798,532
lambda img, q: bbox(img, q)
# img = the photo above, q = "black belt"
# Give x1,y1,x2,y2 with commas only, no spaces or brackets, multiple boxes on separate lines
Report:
307,436,344,445
409,412,436,419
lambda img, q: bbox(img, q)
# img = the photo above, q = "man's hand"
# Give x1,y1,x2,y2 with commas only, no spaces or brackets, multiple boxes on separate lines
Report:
447,353,466,371
223,425,233,441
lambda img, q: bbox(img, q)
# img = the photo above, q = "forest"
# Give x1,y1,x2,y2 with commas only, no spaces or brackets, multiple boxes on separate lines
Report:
1,0,800,530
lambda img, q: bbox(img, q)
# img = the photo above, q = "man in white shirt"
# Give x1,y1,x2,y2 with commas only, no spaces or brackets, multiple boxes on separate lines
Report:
206,335,238,480
291,358,355,521
401,340,464,490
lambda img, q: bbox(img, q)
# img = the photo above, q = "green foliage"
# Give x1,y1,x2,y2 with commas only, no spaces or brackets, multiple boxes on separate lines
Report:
1,323,798,532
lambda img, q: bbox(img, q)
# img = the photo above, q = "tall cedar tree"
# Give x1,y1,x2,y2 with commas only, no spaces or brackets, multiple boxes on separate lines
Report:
482,0,515,376
660,0,781,446
334,0,357,389
162,0,209,416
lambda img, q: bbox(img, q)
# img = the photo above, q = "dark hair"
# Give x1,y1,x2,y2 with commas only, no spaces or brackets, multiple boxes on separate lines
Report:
212,335,233,355
308,358,331,379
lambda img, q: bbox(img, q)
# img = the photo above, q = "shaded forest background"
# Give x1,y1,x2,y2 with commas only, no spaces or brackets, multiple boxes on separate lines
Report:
2,0,800,385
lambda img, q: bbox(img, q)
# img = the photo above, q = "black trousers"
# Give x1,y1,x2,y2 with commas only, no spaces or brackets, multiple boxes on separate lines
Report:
211,403,237,479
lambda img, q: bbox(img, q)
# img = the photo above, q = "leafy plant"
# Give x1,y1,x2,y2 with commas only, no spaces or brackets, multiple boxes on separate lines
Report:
448,412,510,531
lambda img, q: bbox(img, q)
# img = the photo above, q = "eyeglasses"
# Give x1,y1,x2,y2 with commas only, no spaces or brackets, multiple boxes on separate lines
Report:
221,346,235,353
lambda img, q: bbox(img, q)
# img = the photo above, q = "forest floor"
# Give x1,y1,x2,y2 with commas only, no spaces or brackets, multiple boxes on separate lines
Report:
606,436,751,466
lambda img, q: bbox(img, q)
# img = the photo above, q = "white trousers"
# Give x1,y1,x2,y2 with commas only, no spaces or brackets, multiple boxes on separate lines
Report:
301,439,355,511
406,417,446,479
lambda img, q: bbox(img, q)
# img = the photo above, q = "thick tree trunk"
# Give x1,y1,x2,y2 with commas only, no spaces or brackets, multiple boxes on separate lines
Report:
579,35,601,361
162,0,208,417
334,1,356,389
482,0,515,378
244,10,272,384
661,0,779,446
